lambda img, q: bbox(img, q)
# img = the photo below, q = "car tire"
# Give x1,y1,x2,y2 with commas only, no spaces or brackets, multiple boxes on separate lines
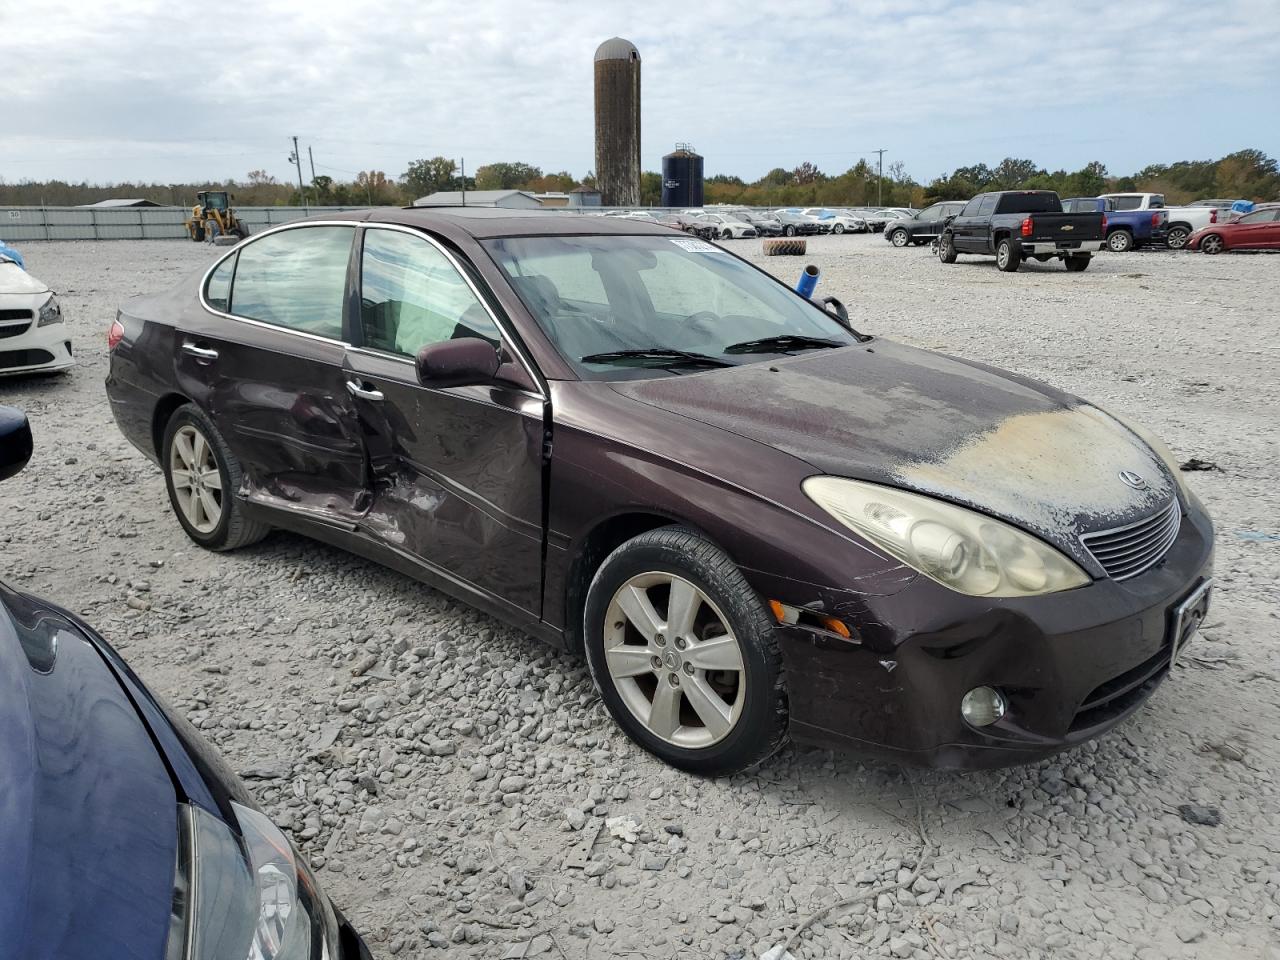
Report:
1107,230,1134,253
162,403,270,551
996,238,1021,272
1200,234,1224,255
583,526,788,776
890,229,909,247
1064,254,1091,272
191,224,205,242
1166,225,1190,250
833,224,845,234
937,233,958,264
783,225,796,237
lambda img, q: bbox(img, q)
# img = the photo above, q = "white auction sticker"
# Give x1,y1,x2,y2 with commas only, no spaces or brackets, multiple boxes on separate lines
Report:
667,237,723,253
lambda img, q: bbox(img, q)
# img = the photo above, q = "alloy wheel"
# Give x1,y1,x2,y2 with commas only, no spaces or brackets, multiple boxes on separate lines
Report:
169,424,223,533
603,572,746,749
1167,227,1189,250
892,230,909,247
1202,235,1224,255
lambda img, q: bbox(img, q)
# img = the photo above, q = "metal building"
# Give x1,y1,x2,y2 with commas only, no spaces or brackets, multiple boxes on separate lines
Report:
594,37,641,207
661,144,704,208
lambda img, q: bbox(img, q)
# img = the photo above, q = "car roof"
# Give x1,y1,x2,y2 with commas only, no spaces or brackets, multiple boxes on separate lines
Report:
324,206,675,240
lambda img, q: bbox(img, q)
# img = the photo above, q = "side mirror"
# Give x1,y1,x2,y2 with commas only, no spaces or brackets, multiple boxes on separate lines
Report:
416,338,501,389
0,406,33,482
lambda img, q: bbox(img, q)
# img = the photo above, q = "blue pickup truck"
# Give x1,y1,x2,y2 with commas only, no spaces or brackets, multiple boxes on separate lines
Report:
1062,197,1169,252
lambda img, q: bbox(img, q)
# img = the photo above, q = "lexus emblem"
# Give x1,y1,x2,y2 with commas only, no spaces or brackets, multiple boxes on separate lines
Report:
1118,470,1147,490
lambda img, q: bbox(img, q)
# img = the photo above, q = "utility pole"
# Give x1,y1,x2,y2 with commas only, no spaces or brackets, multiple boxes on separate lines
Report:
874,149,887,206
308,146,316,184
289,136,307,210
460,158,466,206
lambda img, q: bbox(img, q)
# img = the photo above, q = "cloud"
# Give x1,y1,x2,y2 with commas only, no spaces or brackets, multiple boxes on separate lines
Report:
1,0,1277,185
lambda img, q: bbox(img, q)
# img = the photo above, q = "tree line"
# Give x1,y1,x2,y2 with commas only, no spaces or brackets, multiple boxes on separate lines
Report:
2,149,1275,208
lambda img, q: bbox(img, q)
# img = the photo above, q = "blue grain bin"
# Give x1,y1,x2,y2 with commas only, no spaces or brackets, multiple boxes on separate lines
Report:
662,145,704,208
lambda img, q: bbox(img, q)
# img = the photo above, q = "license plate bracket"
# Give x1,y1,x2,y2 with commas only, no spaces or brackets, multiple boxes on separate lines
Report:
1168,578,1213,667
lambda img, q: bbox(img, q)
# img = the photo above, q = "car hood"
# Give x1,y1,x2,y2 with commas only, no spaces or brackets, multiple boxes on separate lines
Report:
0,583,176,960
609,339,1174,567
0,262,50,297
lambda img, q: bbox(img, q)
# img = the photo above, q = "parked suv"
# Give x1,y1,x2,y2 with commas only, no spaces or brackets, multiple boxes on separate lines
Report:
885,202,966,247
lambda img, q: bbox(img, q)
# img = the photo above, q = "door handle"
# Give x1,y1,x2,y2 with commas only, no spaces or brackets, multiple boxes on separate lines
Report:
346,379,384,401
181,342,219,361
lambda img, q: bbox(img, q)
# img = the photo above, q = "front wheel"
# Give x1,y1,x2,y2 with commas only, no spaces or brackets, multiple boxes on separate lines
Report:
1200,234,1224,255
1107,230,1134,253
783,225,796,237
583,527,787,776
832,224,845,234
1166,225,1190,250
1064,254,1091,272
937,234,958,264
162,404,270,551
890,229,909,247
996,238,1021,272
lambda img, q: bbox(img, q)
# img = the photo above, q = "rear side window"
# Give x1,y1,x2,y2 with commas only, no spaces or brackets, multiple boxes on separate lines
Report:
1110,195,1143,211
205,255,235,312
229,226,353,339
994,193,1060,214
359,228,500,357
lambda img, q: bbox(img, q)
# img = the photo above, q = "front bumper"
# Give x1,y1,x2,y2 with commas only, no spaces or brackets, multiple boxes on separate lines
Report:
0,318,73,375
774,498,1214,768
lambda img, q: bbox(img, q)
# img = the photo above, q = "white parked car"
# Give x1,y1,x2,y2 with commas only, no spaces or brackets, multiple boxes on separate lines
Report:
694,214,758,239
0,252,72,376
1097,193,1224,249
801,208,868,234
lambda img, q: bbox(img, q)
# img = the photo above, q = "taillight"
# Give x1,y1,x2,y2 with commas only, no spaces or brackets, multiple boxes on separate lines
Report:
1101,213,1108,233
1210,209,1218,223
1021,217,1033,237
107,318,125,350
1152,213,1160,226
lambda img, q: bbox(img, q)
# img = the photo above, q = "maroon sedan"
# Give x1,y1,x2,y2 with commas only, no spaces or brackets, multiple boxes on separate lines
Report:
1187,206,1280,253
105,210,1213,774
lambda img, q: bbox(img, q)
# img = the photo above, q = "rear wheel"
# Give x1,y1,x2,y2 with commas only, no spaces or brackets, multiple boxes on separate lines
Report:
191,224,205,242
937,233,958,264
1166,225,1190,250
1200,234,1224,255
583,526,787,775
1064,254,1091,272
890,229,910,247
162,404,269,551
996,238,1021,272
1107,229,1134,253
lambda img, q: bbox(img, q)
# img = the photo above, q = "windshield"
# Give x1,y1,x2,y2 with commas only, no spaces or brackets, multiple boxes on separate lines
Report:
483,234,858,379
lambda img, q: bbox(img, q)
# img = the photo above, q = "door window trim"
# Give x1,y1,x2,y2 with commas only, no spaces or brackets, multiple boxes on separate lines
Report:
348,223,546,399
198,220,357,347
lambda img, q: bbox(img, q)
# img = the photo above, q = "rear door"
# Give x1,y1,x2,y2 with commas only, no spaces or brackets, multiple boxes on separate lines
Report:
341,225,546,616
952,194,995,251
175,224,371,521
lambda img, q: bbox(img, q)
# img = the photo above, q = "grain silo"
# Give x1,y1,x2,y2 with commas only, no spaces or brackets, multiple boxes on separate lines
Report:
661,144,704,208
594,37,641,207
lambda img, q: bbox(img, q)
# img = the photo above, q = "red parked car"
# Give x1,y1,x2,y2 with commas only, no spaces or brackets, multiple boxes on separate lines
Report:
1187,207,1280,253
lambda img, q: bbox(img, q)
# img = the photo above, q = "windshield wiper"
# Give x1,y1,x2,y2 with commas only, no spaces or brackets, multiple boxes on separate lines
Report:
580,348,735,368
723,334,846,354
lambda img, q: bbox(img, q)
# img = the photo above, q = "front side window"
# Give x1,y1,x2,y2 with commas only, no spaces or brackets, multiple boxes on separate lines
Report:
918,204,941,220
229,226,353,339
485,234,859,379
976,195,999,216
960,196,984,217
359,228,500,357
205,255,235,312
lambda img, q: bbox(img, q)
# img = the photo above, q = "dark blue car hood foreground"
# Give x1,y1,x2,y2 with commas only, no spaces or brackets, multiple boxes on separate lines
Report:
0,582,175,960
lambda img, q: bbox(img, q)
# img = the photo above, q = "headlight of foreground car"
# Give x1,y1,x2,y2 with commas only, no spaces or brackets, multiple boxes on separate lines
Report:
37,295,62,326
803,476,1090,597
169,802,338,960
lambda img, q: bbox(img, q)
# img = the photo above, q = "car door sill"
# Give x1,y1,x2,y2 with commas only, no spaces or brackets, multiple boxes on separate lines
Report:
243,498,565,649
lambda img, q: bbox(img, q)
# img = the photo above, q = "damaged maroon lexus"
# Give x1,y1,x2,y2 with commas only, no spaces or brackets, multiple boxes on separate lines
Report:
105,209,1213,774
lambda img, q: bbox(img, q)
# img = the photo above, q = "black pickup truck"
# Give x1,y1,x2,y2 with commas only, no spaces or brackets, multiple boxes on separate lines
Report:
937,190,1106,272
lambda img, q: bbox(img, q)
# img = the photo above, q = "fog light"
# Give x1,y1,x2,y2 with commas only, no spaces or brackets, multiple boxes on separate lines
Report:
961,686,1006,727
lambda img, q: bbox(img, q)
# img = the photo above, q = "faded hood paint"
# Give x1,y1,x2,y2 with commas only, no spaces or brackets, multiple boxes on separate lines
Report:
610,339,1173,568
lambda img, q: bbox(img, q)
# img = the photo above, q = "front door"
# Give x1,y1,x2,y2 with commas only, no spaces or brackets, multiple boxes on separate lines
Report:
175,224,370,520
1232,209,1280,248
343,225,546,616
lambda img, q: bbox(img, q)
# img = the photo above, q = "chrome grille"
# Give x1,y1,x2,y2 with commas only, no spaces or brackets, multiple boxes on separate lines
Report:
1081,499,1181,580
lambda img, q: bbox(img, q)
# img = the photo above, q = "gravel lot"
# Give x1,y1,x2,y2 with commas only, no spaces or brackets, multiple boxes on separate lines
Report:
2,235,1278,960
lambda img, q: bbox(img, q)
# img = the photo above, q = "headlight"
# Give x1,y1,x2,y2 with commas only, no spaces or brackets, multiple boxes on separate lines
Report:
169,802,338,960
803,476,1090,597
37,295,62,326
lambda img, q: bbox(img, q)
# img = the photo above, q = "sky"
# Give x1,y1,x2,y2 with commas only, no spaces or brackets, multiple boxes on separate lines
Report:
2,0,1278,188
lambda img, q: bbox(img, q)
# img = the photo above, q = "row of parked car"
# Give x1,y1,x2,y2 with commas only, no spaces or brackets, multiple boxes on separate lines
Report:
603,193,1280,257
